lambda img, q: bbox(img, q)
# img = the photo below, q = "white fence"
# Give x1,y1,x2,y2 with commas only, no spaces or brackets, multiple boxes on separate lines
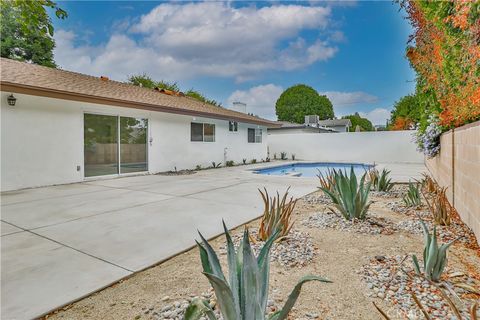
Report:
268,130,424,164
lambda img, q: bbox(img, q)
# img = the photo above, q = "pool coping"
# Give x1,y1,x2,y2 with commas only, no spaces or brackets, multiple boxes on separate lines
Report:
249,160,375,177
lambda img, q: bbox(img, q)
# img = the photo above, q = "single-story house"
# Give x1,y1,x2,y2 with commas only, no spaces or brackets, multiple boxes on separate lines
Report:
0,58,279,191
317,119,352,132
268,121,337,135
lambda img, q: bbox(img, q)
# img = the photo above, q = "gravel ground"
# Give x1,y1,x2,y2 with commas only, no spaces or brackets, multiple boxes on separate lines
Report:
302,211,397,235
359,255,479,319
46,187,480,320
219,229,316,268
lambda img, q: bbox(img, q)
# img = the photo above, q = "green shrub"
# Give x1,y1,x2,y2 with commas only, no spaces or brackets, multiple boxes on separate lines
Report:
251,159,257,164
412,221,456,282
403,181,422,206
226,160,235,167
185,222,331,320
195,165,202,171
320,167,372,220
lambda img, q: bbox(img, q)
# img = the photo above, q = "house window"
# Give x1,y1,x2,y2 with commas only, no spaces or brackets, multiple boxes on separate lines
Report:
248,128,262,143
229,121,238,132
191,122,215,142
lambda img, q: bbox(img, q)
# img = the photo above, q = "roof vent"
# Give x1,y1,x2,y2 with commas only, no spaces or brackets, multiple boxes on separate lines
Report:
100,76,109,81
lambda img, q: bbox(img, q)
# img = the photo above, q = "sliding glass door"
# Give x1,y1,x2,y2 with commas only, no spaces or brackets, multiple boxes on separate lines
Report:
84,114,119,177
84,114,148,177
120,117,148,173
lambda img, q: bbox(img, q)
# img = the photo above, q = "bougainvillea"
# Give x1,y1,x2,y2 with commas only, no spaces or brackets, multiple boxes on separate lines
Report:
400,0,480,154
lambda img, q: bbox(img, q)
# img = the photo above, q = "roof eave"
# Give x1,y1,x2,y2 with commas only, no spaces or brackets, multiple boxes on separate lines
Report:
1,82,280,128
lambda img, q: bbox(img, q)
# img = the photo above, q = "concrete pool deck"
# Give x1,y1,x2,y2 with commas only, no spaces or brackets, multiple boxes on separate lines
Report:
1,161,425,319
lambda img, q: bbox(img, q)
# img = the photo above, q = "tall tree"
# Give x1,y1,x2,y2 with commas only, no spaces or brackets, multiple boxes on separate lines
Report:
389,94,423,130
342,113,373,132
275,84,334,123
0,0,67,67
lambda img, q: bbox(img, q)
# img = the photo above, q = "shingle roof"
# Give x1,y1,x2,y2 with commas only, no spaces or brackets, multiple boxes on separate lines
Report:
317,119,352,127
0,58,279,127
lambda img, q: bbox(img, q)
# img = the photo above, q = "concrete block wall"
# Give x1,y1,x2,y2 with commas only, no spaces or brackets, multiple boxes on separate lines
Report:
268,130,424,164
425,121,480,242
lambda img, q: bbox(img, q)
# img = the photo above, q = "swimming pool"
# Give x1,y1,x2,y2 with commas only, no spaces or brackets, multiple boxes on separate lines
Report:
254,162,373,177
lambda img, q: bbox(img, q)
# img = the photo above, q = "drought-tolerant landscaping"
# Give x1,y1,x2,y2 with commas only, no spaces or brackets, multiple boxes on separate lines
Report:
47,170,479,320
1,1,479,319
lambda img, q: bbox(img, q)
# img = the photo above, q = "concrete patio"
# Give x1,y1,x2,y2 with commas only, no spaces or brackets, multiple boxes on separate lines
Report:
1,162,425,319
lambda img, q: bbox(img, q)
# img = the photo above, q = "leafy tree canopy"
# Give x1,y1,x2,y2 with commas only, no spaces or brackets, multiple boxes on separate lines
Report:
389,94,423,130
342,113,373,132
401,0,479,129
275,84,334,123
127,74,222,107
0,0,67,67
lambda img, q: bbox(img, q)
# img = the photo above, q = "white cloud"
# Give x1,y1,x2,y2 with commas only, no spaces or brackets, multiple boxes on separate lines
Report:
227,84,283,120
54,2,339,82
328,30,346,43
359,108,391,126
320,91,379,106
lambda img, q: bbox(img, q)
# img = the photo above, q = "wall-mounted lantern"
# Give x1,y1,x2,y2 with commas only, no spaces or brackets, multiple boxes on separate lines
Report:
7,94,17,106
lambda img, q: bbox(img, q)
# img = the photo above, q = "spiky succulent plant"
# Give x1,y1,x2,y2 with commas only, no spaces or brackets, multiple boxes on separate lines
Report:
320,167,372,220
424,186,451,226
316,169,337,193
184,222,331,320
258,188,297,241
369,168,394,192
412,220,456,282
403,181,422,207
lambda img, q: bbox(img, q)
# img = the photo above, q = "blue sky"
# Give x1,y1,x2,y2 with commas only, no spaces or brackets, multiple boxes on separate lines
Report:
53,1,415,125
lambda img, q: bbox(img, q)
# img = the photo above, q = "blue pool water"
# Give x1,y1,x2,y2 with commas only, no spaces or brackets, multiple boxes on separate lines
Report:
254,162,373,177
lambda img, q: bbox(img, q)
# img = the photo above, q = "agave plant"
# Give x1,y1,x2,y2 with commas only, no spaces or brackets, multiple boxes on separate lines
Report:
317,169,336,193
403,181,422,207
423,186,451,226
211,162,222,168
184,222,331,320
258,188,297,241
412,220,456,282
368,168,394,192
320,167,372,220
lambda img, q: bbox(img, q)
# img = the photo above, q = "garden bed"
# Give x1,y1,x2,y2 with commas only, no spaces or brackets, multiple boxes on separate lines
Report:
46,185,480,320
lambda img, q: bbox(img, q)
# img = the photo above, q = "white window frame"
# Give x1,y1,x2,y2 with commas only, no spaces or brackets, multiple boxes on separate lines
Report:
255,128,262,143
229,121,238,132
248,128,262,143
191,122,216,142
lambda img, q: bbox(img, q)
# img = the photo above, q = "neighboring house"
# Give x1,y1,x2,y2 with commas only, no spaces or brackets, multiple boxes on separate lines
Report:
0,58,279,191
268,121,336,135
317,119,352,132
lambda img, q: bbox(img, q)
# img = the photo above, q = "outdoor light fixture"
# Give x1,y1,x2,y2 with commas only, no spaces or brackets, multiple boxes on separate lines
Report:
7,94,17,106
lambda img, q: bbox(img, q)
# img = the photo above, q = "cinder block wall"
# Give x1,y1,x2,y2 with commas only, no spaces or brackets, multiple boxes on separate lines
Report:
425,121,480,242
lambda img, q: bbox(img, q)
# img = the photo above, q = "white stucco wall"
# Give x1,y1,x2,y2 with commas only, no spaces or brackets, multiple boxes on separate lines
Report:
268,131,423,164
1,92,267,191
